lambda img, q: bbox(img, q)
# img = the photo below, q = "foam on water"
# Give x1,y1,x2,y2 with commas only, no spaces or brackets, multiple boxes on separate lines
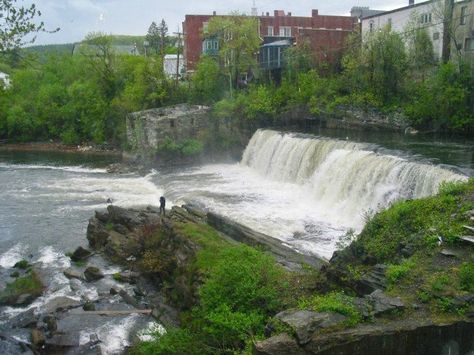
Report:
36,246,71,269
0,243,26,268
0,162,107,174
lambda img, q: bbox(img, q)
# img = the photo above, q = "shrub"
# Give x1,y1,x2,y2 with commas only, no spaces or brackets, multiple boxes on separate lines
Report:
386,259,415,285
130,328,207,355
459,262,474,293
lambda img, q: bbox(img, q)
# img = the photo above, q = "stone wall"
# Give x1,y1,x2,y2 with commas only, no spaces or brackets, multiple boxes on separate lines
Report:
126,104,211,152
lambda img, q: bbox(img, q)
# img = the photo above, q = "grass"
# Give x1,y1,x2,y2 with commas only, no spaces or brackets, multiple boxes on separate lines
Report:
0,270,43,305
297,292,362,327
360,179,474,261
386,259,416,285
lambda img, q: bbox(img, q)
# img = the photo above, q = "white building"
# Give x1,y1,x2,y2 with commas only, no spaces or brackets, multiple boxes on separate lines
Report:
0,72,10,88
164,54,185,78
361,0,445,59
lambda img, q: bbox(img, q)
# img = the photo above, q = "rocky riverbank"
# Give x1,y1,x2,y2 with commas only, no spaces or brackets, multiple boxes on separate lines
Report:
84,192,474,354
0,141,122,156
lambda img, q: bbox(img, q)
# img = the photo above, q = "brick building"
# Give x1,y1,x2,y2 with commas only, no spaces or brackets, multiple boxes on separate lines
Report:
182,9,356,72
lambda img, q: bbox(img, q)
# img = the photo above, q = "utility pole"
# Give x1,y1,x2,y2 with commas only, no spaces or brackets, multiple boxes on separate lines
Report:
173,28,183,86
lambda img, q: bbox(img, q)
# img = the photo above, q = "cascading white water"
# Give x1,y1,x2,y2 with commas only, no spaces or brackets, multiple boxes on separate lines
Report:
241,129,467,228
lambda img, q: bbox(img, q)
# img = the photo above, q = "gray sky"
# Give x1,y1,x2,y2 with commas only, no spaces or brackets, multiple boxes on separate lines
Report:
26,0,409,45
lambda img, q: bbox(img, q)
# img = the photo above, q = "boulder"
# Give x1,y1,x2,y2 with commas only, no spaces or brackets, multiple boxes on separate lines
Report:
116,270,140,284
253,333,305,355
43,296,82,313
15,294,35,306
70,247,92,262
440,248,461,258
86,218,110,249
275,310,347,344
10,309,38,328
107,205,142,229
366,289,405,317
63,268,84,280
31,329,45,347
358,264,387,294
43,315,57,332
45,333,81,347
84,267,104,282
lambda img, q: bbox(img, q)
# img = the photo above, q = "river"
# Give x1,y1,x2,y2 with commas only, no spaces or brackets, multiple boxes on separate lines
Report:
0,128,472,353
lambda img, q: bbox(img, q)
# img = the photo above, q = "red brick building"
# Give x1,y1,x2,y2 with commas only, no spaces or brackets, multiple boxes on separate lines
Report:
182,9,357,72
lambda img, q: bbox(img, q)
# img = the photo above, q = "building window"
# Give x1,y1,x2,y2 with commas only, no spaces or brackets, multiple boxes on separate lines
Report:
213,40,219,50
203,22,209,33
420,13,432,24
433,32,440,40
460,6,467,25
369,21,374,32
268,26,274,36
388,18,392,26
465,38,474,51
279,26,291,37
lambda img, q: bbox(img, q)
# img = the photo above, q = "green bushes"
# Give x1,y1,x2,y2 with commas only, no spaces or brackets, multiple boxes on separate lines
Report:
135,234,288,353
156,138,204,158
360,179,474,261
386,259,415,285
459,262,474,293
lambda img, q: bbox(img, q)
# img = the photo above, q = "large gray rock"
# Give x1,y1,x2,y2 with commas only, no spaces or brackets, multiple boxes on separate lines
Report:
275,310,347,344
63,268,84,280
84,267,104,282
70,247,92,262
43,296,82,313
253,333,306,355
366,289,405,317
10,308,38,328
45,333,81,347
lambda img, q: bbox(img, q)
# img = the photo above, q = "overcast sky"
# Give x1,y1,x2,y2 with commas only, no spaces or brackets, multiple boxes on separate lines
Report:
26,0,410,45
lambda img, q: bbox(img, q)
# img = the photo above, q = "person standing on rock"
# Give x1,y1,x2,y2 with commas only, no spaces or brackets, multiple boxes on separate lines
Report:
159,196,166,217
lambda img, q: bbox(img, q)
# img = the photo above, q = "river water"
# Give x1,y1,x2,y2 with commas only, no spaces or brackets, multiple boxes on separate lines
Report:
0,128,473,352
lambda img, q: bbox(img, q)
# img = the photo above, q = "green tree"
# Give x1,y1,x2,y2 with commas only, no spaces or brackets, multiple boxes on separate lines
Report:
343,25,407,105
0,0,58,51
157,19,168,57
207,14,260,93
190,56,224,104
146,21,160,54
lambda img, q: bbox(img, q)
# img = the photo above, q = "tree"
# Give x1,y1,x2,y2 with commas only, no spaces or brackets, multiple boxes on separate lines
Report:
157,19,168,57
207,14,260,93
342,25,407,105
0,0,58,51
146,21,160,54
191,56,225,104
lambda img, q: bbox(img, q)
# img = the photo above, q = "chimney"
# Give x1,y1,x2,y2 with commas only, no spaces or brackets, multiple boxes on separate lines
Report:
312,9,319,17
212,11,216,15
288,12,292,16
266,12,269,16
409,0,415,5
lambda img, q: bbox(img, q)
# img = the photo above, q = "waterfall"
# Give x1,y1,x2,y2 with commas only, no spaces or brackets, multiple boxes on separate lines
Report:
241,129,467,228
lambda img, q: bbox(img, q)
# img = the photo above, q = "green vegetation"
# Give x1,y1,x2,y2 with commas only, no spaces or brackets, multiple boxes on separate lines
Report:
132,221,291,354
13,259,30,269
386,259,416,285
0,270,43,305
298,292,362,326
333,178,474,317
459,262,474,293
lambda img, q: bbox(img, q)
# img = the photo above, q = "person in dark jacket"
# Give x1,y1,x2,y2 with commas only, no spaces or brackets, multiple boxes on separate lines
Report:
159,196,166,217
